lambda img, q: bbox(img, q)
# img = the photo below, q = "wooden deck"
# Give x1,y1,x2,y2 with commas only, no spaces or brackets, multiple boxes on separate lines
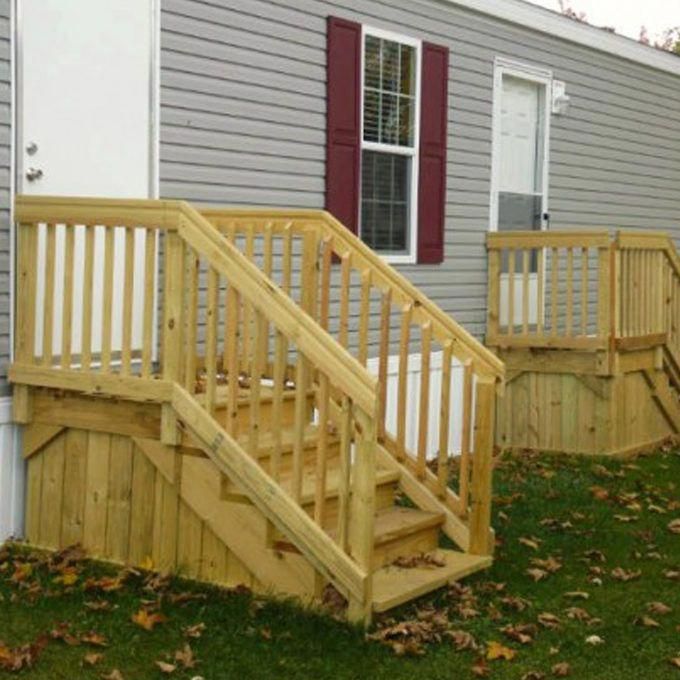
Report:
487,230,680,456
10,196,503,625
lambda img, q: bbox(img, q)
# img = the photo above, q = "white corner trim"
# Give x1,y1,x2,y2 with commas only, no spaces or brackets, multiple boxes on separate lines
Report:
0,395,13,424
440,0,680,77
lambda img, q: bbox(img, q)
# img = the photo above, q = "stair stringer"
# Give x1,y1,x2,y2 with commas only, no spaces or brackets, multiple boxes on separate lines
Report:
170,385,367,608
642,368,680,434
133,437,317,598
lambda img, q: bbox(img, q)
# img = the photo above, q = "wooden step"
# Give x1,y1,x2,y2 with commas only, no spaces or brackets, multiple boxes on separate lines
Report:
372,549,492,613
370,507,444,569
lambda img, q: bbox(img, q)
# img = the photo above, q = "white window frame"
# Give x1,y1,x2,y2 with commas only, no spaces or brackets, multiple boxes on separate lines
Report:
489,57,553,233
359,25,422,265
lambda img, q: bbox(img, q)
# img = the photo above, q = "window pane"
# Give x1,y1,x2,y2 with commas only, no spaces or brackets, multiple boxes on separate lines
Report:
364,90,380,142
364,35,381,90
381,40,400,93
497,192,542,231
400,44,416,95
398,97,414,146
361,150,410,254
380,93,399,145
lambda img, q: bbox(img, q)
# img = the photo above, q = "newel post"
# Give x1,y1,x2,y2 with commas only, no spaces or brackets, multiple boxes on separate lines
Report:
13,222,38,424
468,376,497,556
347,404,377,625
161,228,186,445
486,246,501,344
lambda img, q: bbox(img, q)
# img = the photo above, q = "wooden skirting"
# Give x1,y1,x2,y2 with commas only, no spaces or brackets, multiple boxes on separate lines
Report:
496,347,678,457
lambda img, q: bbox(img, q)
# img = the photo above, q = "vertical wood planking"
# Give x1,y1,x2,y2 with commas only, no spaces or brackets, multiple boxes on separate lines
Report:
60,225,75,369
16,223,38,364
38,436,66,549
459,360,473,514
313,373,330,526
292,355,308,502
248,310,265,453
83,432,111,556
486,248,500,339
336,396,352,552
61,429,88,546
224,285,240,436
241,226,255,370
105,435,134,563
270,329,288,483
128,443,157,565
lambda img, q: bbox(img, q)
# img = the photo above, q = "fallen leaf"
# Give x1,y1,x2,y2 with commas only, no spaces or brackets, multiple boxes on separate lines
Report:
614,514,639,523
519,537,542,551
174,643,197,669
634,615,660,628
101,670,124,680
183,623,206,639
668,519,680,534
585,635,604,646
563,591,589,600
486,640,516,661
669,657,680,669
647,602,672,616
552,661,571,676
131,609,167,631
472,657,490,676
83,652,104,666
531,556,563,574
155,661,176,674
611,567,641,582
446,630,478,651
522,673,546,680
501,623,536,645
526,568,548,582
538,613,561,630
81,631,108,647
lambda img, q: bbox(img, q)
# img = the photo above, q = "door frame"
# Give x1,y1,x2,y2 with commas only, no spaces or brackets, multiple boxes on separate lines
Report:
488,57,553,233
10,0,162,364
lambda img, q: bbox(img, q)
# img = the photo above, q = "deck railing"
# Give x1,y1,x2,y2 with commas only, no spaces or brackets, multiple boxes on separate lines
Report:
200,208,503,554
487,230,680,361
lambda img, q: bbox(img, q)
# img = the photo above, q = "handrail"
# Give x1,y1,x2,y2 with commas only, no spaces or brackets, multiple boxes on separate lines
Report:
200,207,504,381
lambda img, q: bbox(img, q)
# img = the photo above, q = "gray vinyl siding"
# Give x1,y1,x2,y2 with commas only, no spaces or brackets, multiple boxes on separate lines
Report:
0,0,11,389
159,0,680,340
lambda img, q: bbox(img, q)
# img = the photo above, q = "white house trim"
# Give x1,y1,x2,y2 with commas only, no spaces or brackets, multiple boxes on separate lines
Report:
440,0,680,77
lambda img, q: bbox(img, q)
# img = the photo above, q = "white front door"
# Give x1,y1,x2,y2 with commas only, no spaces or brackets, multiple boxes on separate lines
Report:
491,61,551,328
18,0,158,361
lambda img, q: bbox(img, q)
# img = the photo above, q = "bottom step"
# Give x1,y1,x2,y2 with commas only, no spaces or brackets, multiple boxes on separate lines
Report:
372,550,492,613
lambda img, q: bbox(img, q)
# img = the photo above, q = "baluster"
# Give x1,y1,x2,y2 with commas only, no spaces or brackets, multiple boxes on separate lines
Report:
336,396,352,552
319,236,333,331
537,247,545,336
121,226,135,374
282,223,293,294
313,373,330,527
241,226,255,372
301,230,319,321
224,284,240,437
437,340,453,497
101,226,115,372
507,248,515,335
580,247,588,336
416,322,432,479
60,224,75,369
339,253,351,348
358,270,371,366
42,224,57,367
550,247,559,336
565,247,574,337
248,309,265,452
377,288,392,441
184,252,199,391
205,267,219,415
270,329,288,483
81,226,95,371
261,223,273,370
459,360,473,515
521,249,530,336
396,304,412,461
141,229,155,378
292,353,309,503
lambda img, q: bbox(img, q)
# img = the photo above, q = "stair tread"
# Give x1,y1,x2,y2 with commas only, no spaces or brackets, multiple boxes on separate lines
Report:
235,425,336,458
372,507,445,545
372,549,492,612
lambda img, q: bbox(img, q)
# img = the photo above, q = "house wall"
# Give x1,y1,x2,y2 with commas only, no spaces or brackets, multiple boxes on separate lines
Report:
159,0,680,341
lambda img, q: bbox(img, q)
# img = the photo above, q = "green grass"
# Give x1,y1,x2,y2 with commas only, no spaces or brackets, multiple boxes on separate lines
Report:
2,449,680,679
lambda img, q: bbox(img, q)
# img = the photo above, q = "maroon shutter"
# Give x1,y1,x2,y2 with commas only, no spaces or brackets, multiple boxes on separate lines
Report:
417,42,449,264
326,16,362,235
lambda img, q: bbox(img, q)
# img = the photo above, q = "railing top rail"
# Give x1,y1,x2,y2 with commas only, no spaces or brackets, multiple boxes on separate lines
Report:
200,206,504,380
487,230,611,249
15,195,184,228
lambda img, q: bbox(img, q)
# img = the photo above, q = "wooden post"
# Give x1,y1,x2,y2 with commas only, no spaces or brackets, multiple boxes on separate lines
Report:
486,248,501,346
14,223,38,423
597,243,612,372
161,231,185,445
468,376,496,556
348,405,377,623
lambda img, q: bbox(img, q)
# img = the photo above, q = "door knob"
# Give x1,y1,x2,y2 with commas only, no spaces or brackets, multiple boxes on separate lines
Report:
26,167,43,182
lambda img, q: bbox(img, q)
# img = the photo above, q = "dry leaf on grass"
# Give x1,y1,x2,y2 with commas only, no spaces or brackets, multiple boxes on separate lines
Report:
446,630,478,652
471,657,490,676
611,567,641,582
526,568,548,582
83,652,104,666
552,661,571,676
538,613,561,630
155,660,176,674
183,623,206,639
669,657,680,669
522,673,546,680
668,519,680,534
131,609,167,631
563,591,589,600
0,636,49,671
81,631,108,647
648,602,672,615
634,615,660,628
486,640,517,661
585,635,604,646
501,623,537,645
101,671,124,680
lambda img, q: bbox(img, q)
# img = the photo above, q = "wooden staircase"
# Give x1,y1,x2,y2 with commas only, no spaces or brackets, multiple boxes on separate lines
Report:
10,196,503,624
